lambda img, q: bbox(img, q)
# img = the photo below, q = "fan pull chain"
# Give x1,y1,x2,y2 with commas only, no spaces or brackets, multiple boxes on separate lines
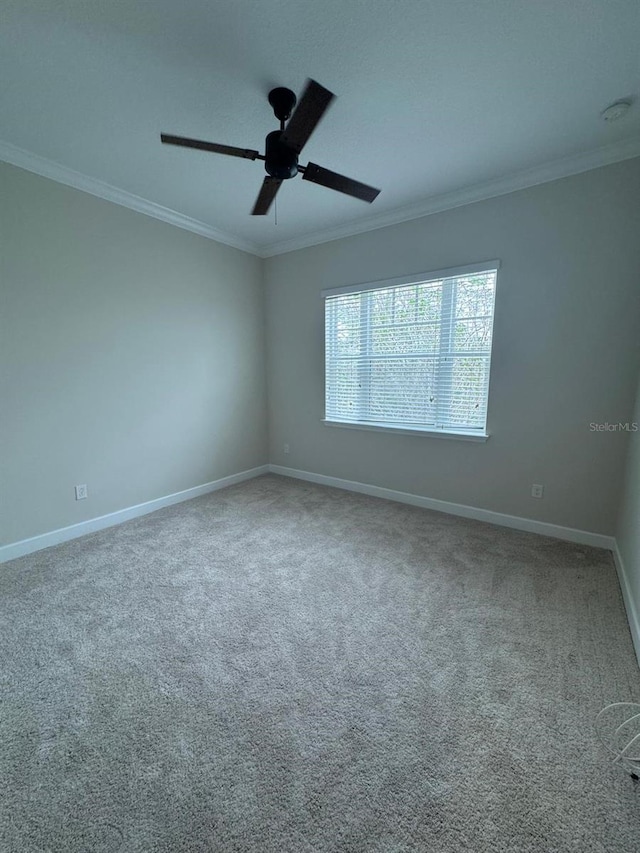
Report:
274,196,278,226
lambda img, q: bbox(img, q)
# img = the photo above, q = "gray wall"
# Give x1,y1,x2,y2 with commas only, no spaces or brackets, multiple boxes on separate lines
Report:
617,370,640,630
1,162,267,545
265,158,640,535
3,157,639,548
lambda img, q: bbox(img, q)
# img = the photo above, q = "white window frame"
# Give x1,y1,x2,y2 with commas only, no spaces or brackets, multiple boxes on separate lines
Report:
322,260,499,441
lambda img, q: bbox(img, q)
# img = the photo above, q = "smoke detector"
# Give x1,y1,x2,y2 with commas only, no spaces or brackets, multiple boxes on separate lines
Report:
601,100,632,123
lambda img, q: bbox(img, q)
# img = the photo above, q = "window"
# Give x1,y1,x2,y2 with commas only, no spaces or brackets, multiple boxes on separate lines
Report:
323,262,498,437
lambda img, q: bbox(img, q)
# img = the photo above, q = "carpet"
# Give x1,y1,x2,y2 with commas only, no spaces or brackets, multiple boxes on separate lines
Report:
1,474,639,852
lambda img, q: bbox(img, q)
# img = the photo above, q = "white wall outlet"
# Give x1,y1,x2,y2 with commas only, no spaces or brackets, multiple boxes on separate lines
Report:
75,484,88,500
531,484,544,499
283,443,290,455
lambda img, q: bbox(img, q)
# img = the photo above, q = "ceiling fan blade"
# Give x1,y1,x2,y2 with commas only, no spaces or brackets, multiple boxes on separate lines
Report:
302,162,380,203
280,80,335,154
251,177,283,215
161,133,260,160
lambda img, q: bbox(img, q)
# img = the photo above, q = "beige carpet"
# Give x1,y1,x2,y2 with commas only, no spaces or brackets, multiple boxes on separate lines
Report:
1,473,639,852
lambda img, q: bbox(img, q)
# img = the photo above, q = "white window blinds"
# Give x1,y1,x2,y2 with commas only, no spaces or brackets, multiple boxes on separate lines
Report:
324,264,498,435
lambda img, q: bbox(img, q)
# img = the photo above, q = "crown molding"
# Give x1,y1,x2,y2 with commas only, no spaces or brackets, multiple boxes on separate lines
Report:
2,136,639,260
0,139,261,256
258,136,640,257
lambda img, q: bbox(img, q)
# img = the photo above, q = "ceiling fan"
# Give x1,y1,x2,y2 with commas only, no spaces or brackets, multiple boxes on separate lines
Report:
161,79,381,215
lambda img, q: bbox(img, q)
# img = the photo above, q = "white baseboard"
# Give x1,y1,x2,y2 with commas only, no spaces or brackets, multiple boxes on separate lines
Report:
612,542,640,666
268,464,615,551
0,465,269,564
0,460,616,561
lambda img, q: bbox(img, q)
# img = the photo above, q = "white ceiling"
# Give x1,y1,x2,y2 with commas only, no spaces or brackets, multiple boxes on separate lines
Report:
2,0,639,256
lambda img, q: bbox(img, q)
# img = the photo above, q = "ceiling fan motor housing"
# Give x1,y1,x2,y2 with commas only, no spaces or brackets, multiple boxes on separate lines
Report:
265,130,298,179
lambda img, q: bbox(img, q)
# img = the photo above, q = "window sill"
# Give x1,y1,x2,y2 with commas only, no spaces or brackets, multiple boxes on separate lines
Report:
322,419,489,442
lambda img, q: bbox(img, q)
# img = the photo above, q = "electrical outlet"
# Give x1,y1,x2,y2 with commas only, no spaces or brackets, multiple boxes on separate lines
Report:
283,443,290,455
531,484,544,499
75,484,88,500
